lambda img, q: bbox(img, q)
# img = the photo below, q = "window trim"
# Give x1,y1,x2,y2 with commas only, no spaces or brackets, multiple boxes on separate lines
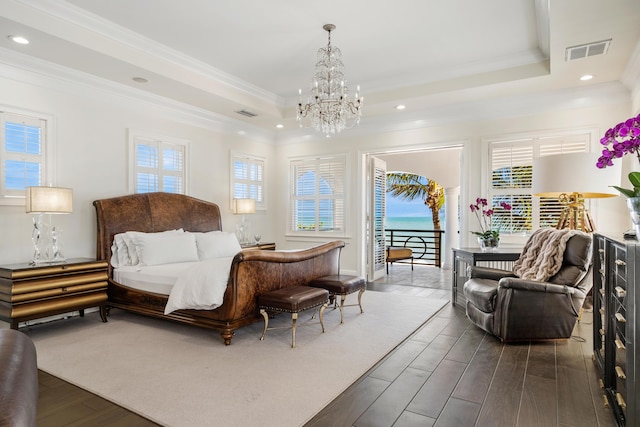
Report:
229,151,267,211
287,153,348,238
0,107,55,206
127,129,189,195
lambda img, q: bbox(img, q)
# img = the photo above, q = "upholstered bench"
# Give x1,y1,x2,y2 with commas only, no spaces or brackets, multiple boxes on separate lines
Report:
258,286,329,348
386,246,413,273
308,275,365,323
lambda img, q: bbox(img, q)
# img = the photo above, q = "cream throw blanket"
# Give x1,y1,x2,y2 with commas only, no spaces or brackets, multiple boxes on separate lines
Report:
512,228,585,282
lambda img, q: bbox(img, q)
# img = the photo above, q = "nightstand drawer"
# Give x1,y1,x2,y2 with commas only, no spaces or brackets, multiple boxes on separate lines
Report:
1,293,107,319
9,280,107,303
0,271,108,300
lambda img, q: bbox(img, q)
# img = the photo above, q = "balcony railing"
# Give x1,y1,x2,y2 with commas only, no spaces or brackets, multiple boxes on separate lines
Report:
385,229,444,268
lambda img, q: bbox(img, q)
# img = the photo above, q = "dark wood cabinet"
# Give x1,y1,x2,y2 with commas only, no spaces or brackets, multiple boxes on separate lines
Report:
0,258,108,329
593,233,639,426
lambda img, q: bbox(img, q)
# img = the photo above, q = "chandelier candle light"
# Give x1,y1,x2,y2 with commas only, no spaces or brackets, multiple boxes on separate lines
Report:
297,24,363,136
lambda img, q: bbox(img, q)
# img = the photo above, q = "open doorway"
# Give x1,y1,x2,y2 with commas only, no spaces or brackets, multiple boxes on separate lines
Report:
363,146,462,281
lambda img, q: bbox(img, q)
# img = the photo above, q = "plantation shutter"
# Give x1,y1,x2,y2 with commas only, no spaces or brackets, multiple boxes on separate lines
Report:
537,135,588,227
133,136,185,194
290,155,346,234
489,134,588,232
232,154,265,208
490,143,533,233
1,112,46,198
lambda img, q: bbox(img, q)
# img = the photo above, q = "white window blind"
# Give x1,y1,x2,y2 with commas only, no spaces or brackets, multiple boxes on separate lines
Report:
130,132,187,194
0,111,47,200
231,153,265,209
290,155,346,234
489,134,588,233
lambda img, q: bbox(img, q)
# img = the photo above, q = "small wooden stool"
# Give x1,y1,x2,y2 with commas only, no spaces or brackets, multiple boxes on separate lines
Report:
308,275,365,323
258,286,329,348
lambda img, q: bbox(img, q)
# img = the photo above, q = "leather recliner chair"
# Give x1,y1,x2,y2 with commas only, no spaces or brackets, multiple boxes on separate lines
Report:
462,230,592,342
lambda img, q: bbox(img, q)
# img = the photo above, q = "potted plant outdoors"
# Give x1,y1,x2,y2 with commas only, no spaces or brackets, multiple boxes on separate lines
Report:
469,197,512,252
597,113,640,236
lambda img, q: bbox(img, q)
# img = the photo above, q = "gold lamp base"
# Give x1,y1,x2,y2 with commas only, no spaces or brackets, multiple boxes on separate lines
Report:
556,192,595,233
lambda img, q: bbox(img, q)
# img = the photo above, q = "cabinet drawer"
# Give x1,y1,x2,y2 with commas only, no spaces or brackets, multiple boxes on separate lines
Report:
0,271,108,300
0,261,107,279
1,292,107,319
10,281,107,303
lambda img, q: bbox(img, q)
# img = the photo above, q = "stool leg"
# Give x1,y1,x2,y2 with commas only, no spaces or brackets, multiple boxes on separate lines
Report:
339,295,346,323
357,287,365,313
291,312,298,348
319,303,327,332
259,309,269,341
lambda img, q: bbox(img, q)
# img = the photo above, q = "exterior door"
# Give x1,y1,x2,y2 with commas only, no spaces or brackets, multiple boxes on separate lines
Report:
368,156,386,281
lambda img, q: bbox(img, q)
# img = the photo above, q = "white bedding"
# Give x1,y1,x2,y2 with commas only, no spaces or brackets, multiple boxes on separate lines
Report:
164,256,235,314
114,262,199,295
113,257,234,314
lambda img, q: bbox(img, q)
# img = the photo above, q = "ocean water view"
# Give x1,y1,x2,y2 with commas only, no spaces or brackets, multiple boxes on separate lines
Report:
386,216,442,230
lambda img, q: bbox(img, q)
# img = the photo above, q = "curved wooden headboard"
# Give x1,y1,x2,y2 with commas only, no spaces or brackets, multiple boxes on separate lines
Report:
93,192,222,271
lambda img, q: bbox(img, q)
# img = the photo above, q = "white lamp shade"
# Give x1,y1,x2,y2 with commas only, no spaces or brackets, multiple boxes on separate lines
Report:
25,186,73,213
233,198,256,214
532,152,621,198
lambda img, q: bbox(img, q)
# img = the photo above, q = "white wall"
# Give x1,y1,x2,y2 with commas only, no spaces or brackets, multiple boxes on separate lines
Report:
0,64,276,264
0,59,637,275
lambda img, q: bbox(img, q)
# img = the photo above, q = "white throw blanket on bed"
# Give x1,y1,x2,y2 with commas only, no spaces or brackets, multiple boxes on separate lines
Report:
164,256,234,315
512,228,585,282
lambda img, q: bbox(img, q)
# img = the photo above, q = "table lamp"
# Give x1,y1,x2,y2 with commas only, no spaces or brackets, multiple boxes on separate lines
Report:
532,152,619,232
25,186,73,264
233,198,256,244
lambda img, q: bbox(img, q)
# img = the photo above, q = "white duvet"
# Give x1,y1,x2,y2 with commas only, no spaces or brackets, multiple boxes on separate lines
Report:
164,256,235,315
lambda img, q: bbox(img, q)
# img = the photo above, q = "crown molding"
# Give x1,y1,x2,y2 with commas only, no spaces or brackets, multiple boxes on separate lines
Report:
12,0,285,110
0,47,277,144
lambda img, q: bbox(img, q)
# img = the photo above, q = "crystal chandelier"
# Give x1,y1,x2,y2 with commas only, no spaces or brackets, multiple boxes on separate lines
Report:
297,24,363,136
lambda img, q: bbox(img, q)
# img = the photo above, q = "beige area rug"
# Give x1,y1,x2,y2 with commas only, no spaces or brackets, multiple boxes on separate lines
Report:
27,291,448,427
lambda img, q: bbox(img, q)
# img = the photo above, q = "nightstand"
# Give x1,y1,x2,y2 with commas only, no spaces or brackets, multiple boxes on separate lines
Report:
0,258,108,329
241,242,276,251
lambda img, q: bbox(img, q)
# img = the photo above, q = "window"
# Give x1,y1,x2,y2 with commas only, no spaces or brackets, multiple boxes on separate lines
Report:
289,155,346,234
129,131,188,194
230,153,265,209
489,133,589,234
0,110,50,204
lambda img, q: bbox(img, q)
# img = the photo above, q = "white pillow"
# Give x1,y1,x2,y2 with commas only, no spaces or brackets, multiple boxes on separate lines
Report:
193,231,242,260
110,240,121,268
110,233,131,267
132,232,199,266
124,229,183,266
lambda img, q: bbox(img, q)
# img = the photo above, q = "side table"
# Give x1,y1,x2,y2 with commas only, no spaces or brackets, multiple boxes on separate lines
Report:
0,258,108,329
451,247,521,306
241,242,276,251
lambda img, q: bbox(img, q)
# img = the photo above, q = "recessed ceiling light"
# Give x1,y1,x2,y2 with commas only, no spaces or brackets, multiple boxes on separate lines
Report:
580,74,594,81
8,35,29,45
132,77,148,83
395,105,406,110
275,124,284,129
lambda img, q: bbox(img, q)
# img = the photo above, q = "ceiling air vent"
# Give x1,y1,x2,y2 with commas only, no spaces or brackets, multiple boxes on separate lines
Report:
235,109,257,118
565,39,611,61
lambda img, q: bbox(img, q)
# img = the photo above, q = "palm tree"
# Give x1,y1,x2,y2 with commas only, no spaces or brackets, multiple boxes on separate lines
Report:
387,173,445,229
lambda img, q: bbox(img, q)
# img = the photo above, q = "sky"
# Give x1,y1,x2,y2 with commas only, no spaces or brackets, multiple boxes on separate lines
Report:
386,193,432,217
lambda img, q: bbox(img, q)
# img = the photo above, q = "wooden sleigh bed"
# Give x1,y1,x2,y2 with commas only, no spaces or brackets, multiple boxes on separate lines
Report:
93,192,345,345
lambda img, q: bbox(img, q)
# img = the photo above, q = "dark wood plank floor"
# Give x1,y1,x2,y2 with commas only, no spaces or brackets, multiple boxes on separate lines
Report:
305,265,615,427
34,264,616,427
